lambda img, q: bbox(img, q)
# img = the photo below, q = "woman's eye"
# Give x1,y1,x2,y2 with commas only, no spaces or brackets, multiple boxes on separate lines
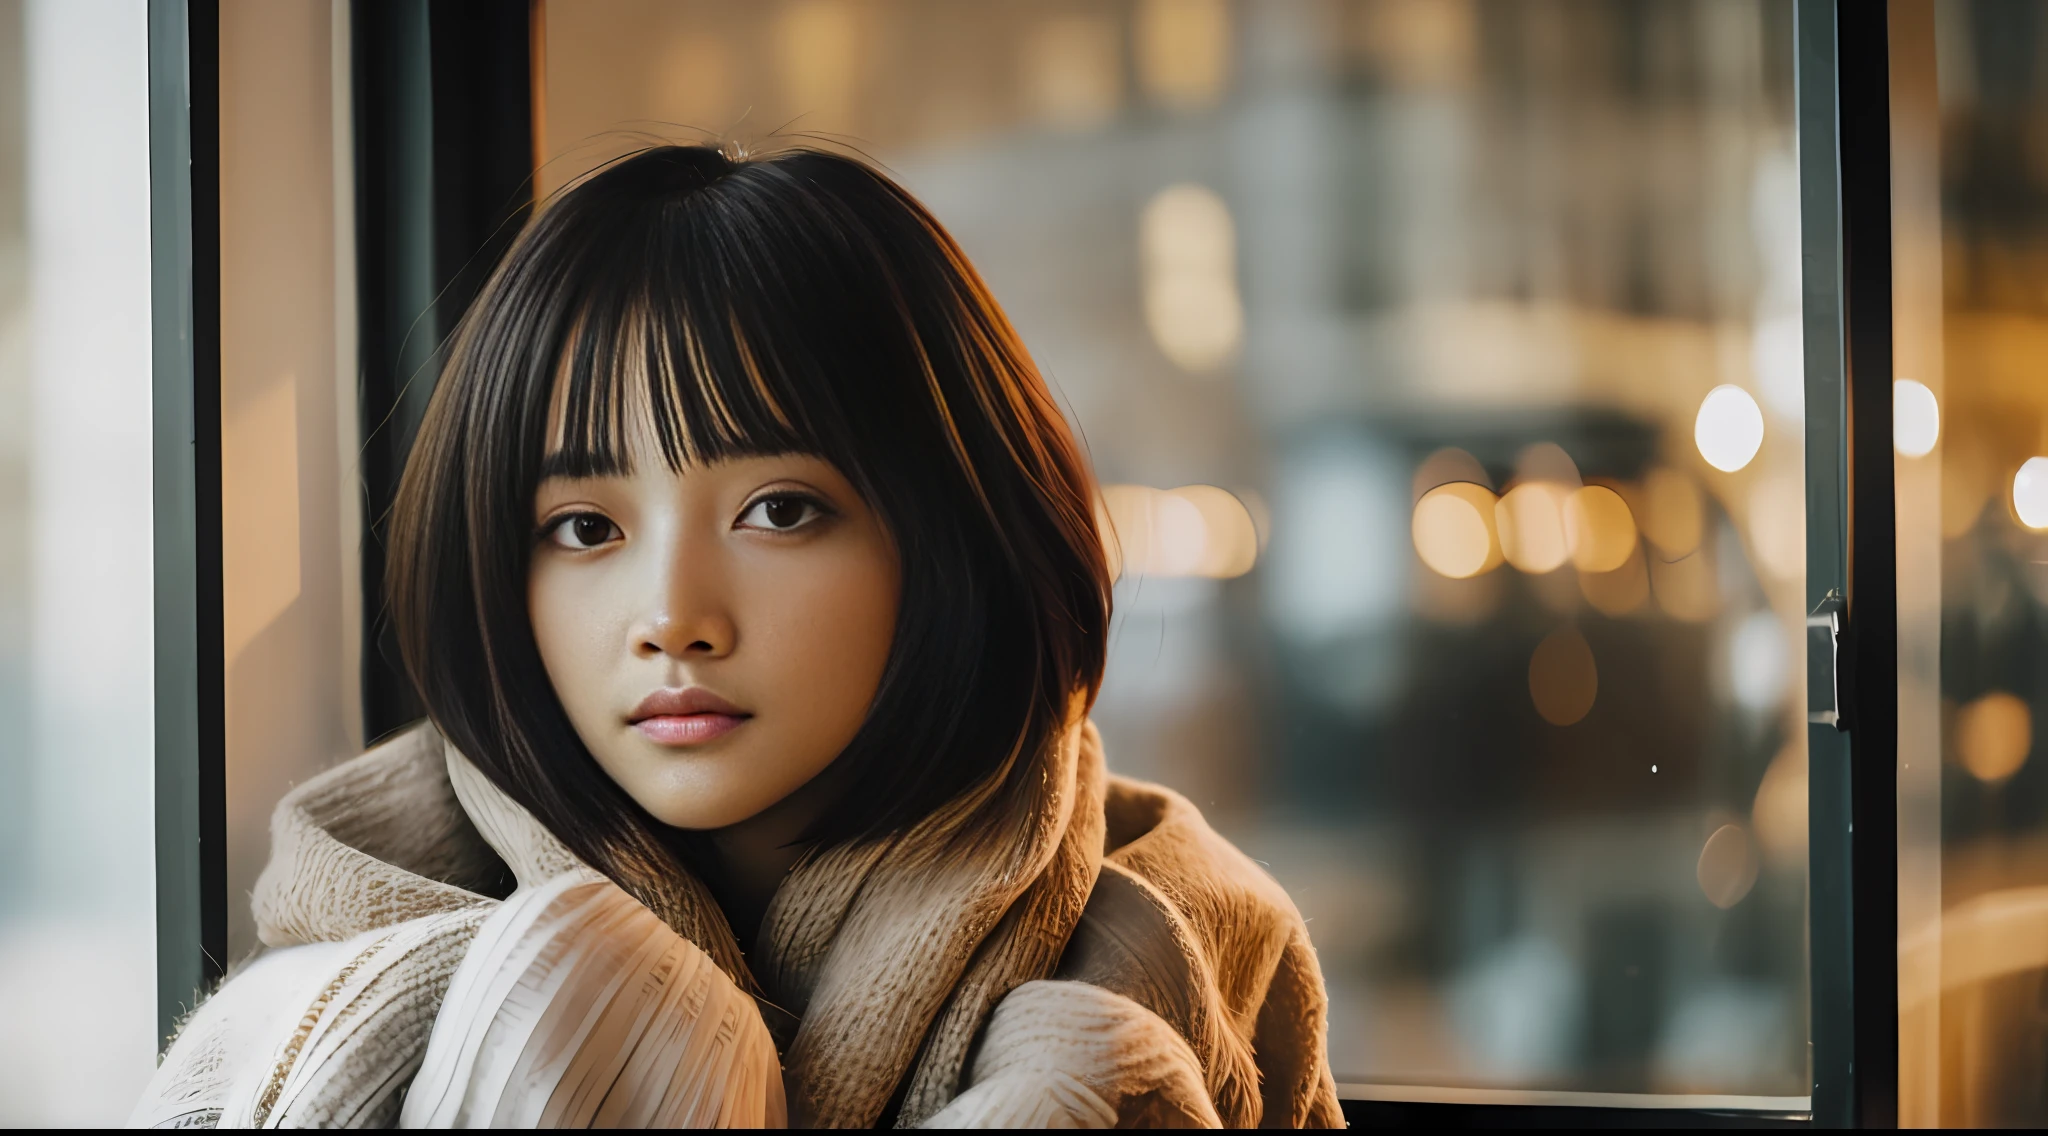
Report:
738,494,824,532
546,513,620,550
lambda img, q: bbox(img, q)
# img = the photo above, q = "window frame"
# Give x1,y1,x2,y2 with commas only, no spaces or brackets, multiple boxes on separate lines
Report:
148,0,224,1045
1799,0,1902,1127
147,0,1912,1124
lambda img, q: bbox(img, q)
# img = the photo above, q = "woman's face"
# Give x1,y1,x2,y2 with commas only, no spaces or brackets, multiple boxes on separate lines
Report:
527,415,900,831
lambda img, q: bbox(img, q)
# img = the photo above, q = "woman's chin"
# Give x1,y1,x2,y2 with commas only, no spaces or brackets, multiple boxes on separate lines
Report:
601,745,796,831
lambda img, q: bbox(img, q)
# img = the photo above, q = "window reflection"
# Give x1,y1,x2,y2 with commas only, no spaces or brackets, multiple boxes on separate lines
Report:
541,0,1808,1100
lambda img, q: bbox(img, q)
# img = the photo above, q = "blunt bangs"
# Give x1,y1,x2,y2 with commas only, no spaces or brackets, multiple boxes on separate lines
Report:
543,217,815,482
387,144,1112,943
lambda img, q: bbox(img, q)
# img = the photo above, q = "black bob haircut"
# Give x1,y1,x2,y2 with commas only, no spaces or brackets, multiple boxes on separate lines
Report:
388,145,1112,936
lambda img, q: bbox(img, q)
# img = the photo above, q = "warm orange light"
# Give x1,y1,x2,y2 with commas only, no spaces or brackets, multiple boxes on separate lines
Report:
1564,485,1636,573
1172,484,1260,577
773,0,859,126
223,380,302,666
1697,824,1760,908
1134,0,1230,109
1958,691,2033,783
1141,184,1241,372
1412,482,1500,579
1638,467,1703,557
1098,483,1259,580
1528,626,1597,726
1751,744,1807,869
1746,473,1805,581
1021,14,1122,130
1496,483,1570,574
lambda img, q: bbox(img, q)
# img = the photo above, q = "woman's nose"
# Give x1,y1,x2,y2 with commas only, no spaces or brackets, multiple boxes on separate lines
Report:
632,538,737,660
636,607,736,659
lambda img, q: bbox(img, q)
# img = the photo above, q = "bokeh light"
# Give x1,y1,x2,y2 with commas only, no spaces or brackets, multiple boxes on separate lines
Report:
1745,473,1805,582
1694,384,1765,472
1957,691,2033,783
1021,14,1122,130
1100,483,1259,580
1750,312,1804,423
1497,483,1570,574
1892,378,1940,458
1696,824,1760,909
1134,0,1229,109
1141,183,1242,373
1729,611,1788,712
1638,467,1704,557
1413,482,1500,579
1528,626,1598,726
1172,484,1261,577
2014,457,2048,530
1564,485,1636,573
1751,744,1808,870
1151,492,1208,575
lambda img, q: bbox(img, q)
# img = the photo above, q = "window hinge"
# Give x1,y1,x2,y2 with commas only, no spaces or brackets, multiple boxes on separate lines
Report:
1807,590,1848,731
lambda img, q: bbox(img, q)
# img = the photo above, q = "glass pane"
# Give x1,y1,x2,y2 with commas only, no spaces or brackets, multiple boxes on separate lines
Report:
1897,0,2048,1126
0,0,159,1124
541,0,1810,1102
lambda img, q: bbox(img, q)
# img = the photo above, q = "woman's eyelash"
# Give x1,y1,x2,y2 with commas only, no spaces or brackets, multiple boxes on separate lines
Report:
539,511,620,548
534,493,834,543
740,491,835,530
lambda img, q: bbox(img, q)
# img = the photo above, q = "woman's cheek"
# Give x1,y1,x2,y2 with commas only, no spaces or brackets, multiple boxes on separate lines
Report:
812,548,899,721
529,558,617,727
751,545,897,745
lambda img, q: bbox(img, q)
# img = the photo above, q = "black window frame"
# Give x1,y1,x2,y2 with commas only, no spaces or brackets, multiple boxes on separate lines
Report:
147,0,1907,1124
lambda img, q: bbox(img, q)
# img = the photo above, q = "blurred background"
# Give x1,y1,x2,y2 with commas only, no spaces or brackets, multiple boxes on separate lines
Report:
543,0,1814,1102
3,0,2048,1126
0,0,160,1125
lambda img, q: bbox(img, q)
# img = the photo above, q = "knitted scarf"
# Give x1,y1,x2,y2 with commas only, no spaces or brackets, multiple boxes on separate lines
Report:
237,717,1105,1128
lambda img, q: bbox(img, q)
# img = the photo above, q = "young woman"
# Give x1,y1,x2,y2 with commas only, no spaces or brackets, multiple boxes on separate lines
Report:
132,144,1341,1129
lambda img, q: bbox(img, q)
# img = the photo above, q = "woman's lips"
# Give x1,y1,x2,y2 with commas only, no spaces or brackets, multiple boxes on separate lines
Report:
634,712,748,746
628,687,750,746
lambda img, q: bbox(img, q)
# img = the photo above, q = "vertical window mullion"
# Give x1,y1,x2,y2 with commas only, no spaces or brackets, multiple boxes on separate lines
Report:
147,0,226,1045
1796,0,1901,1126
